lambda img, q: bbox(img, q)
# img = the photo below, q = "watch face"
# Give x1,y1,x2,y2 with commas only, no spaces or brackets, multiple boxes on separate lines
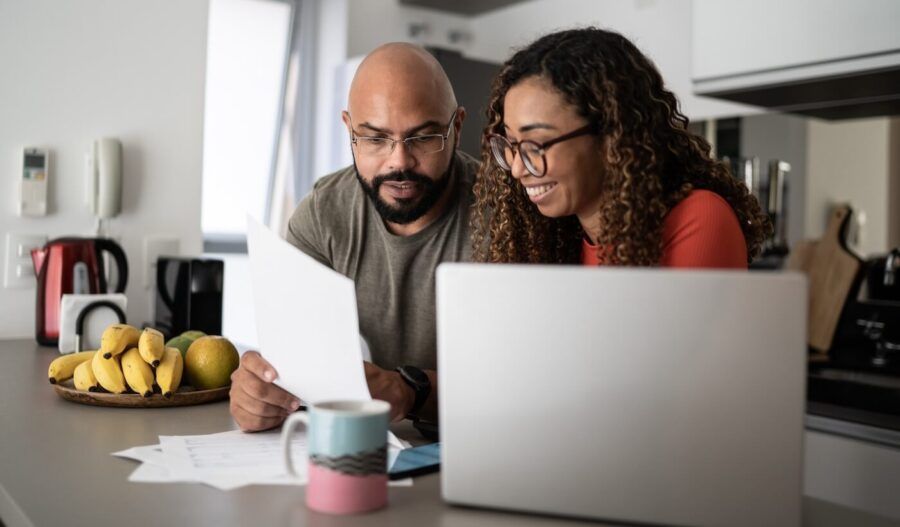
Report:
401,366,429,386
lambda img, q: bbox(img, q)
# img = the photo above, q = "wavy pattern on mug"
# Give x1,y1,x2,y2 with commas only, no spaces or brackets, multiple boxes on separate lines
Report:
309,446,387,476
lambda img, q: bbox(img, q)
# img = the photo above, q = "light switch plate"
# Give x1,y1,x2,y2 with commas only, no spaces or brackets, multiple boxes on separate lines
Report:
143,236,180,289
4,233,47,288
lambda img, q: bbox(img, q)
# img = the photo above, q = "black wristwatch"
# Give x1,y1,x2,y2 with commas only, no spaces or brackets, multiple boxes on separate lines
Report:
395,365,431,419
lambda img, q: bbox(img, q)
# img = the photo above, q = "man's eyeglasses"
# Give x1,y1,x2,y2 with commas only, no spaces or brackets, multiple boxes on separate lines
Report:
488,122,597,178
350,110,457,157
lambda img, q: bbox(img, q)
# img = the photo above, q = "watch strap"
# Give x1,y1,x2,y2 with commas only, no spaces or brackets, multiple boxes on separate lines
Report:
396,366,430,418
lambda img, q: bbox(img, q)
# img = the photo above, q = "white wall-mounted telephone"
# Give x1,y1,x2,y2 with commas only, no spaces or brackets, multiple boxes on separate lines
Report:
84,138,123,219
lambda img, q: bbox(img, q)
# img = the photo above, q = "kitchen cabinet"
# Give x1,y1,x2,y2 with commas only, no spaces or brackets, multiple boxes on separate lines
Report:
692,0,900,81
805,427,900,520
692,0,900,119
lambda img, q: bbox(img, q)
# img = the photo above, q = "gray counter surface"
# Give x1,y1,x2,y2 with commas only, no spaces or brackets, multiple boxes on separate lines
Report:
1,340,897,527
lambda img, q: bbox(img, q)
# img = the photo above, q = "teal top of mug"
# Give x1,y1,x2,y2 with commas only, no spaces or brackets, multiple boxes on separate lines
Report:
308,401,389,457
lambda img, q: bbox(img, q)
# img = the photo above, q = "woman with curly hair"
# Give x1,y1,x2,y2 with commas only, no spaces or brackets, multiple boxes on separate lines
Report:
472,27,771,267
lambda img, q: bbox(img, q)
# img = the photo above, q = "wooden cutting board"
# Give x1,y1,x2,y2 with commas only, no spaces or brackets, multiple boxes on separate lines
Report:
786,205,863,353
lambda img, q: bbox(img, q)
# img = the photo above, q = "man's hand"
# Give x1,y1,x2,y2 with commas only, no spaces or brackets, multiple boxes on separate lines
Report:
364,361,414,422
230,351,301,432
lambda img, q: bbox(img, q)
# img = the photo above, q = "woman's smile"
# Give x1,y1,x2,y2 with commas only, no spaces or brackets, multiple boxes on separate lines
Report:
523,182,558,203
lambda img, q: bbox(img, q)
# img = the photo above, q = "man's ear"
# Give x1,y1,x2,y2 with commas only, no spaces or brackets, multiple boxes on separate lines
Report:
341,110,353,139
453,106,467,149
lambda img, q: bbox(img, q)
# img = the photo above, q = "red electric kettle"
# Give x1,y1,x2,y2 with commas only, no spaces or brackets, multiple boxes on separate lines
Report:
31,237,129,345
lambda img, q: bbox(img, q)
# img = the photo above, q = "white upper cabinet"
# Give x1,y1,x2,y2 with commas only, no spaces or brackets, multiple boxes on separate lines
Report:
692,0,900,119
693,0,900,81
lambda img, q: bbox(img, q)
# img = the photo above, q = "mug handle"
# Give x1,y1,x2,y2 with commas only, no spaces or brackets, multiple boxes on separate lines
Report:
281,412,309,478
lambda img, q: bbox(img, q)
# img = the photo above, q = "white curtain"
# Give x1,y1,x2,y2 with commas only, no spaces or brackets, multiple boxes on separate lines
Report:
267,0,320,237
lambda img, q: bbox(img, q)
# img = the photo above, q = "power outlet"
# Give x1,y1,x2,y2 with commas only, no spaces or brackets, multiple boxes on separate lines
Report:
144,236,180,289
4,233,48,288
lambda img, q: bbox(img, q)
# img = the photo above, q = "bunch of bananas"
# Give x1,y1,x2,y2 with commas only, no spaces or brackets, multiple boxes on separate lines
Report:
47,324,183,398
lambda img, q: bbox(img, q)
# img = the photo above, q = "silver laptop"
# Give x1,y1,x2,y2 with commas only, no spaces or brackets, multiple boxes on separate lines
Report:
437,264,807,527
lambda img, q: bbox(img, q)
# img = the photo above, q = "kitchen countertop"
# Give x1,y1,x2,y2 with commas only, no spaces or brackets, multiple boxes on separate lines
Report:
806,366,900,443
1,339,899,527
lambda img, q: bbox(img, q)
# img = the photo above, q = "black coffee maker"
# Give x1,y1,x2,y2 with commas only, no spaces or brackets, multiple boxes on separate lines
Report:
830,248,900,372
154,256,224,340
866,249,900,303
809,251,900,430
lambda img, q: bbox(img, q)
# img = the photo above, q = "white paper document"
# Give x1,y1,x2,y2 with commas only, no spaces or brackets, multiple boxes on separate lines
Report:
161,430,308,481
113,429,411,491
112,444,165,466
246,215,371,404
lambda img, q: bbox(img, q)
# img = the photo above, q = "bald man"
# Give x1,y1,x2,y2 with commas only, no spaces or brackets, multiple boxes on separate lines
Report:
230,43,479,432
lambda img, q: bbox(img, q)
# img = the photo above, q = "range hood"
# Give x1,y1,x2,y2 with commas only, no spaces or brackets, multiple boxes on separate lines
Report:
694,50,900,120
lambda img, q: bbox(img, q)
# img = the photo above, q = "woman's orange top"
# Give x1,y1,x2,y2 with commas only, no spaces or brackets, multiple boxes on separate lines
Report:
581,190,748,268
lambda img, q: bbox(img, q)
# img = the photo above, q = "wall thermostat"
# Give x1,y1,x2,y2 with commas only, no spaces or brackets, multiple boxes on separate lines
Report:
20,147,48,217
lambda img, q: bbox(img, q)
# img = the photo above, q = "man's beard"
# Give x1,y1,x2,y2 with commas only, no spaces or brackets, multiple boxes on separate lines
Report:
355,154,454,225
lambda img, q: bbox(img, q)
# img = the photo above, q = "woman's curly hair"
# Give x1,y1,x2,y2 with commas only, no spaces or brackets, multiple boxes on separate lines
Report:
471,27,771,265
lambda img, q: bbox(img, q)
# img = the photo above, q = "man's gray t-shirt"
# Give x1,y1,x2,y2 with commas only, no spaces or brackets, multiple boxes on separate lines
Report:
285,151,478,371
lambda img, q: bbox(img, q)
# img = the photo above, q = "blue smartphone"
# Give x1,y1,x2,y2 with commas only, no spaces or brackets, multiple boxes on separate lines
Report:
388,442,440,480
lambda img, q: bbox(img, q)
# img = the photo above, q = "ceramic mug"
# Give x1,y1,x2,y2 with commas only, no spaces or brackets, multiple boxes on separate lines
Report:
281,399,390,515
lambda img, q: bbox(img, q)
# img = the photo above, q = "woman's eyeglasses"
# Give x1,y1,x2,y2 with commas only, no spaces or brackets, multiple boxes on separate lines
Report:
488,122,597,177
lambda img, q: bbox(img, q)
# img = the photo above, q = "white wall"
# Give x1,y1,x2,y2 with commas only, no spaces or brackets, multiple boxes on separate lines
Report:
805,117,895,257
0,0,209,338
465,0,758,121
346,0,472,59
336,1,756,122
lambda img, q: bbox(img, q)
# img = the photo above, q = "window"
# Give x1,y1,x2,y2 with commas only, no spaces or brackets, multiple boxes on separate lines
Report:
201,0,292,250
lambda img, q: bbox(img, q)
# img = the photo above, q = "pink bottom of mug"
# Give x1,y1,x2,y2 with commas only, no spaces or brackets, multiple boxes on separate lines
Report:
306,462,388,515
